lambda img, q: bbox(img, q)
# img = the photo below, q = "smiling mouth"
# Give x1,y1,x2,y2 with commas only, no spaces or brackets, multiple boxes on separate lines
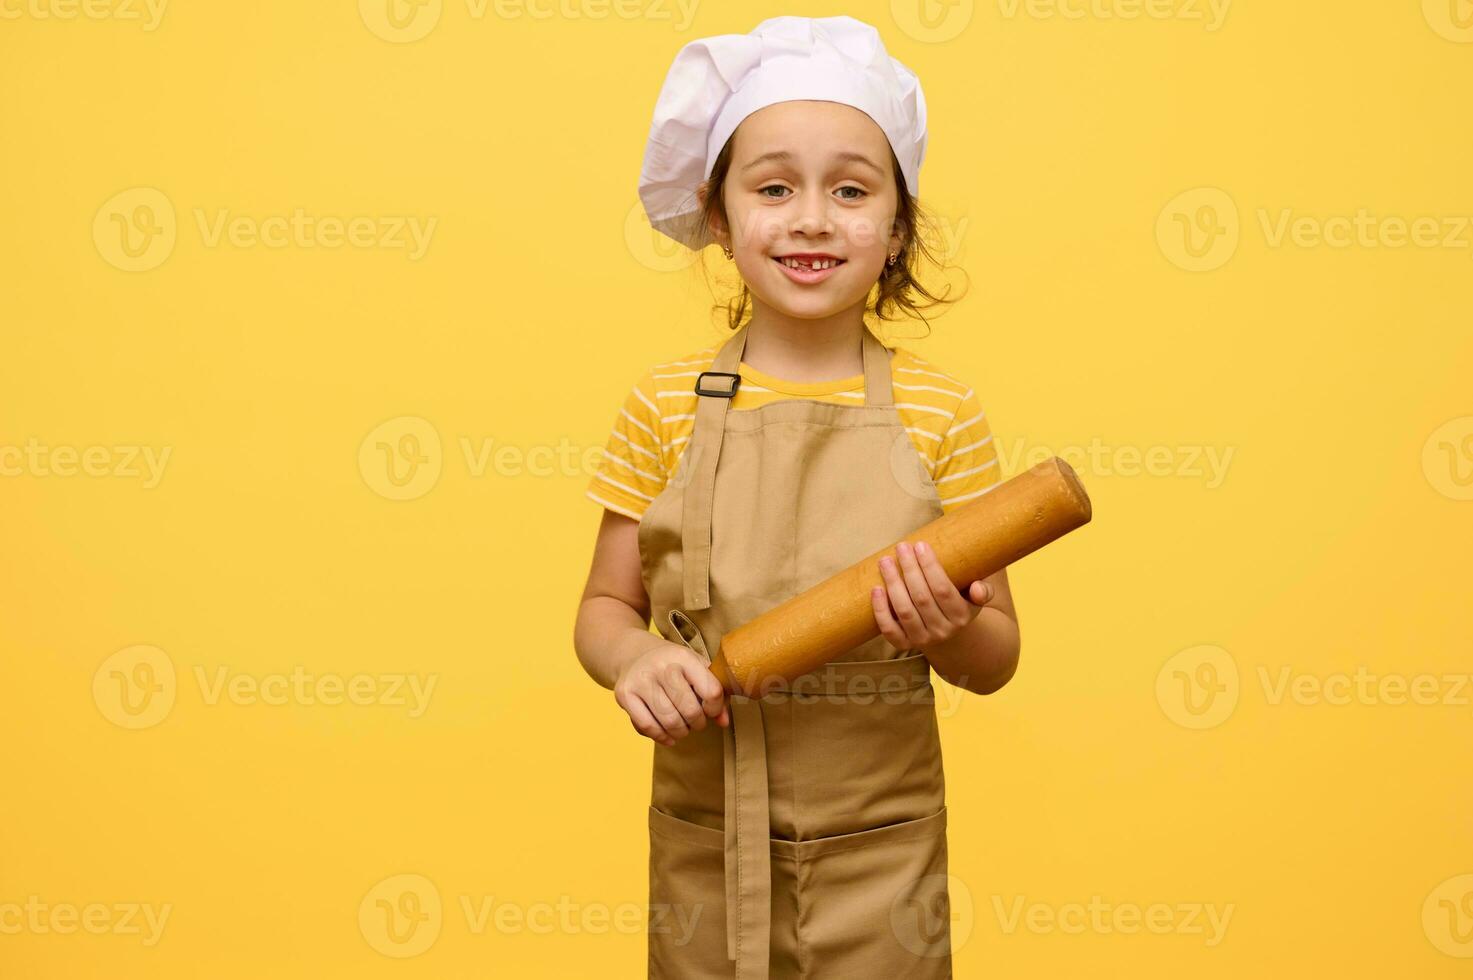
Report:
773,256,846,270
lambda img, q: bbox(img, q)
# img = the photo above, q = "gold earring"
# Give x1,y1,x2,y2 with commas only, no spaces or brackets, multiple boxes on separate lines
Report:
887,251,897,266
722,245,734,259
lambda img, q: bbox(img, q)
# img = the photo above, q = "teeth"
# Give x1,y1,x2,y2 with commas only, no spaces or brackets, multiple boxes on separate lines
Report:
780,257,841,270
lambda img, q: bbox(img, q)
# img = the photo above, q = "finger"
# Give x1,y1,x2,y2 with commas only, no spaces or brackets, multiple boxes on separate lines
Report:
871,585,909,648
677,658,728,723
877,555,922,643
646,684,691,740
965,580,995,607
625,693,674,746
895,542,949,634
913,540,970,622
657,660,708,731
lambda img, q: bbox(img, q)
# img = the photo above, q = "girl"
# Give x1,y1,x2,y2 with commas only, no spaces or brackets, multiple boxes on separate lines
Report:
573,15,1021,978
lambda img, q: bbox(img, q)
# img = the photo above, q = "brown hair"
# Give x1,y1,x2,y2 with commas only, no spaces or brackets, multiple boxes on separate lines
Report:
696,133,964,338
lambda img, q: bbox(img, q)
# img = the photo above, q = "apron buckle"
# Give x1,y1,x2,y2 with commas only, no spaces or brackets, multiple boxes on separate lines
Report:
694,370,741,398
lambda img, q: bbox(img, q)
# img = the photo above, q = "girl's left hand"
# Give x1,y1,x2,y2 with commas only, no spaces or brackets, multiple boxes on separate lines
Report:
872,540,995,650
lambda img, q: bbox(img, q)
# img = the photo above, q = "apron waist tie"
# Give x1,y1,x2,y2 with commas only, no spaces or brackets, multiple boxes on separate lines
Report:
722,695,771,978
666,609,772,977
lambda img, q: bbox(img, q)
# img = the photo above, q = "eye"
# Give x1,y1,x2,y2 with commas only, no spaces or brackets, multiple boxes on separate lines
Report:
836,186,867,201
758,184,790,200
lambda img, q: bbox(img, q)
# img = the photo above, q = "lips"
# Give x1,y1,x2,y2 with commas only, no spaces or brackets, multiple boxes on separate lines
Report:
774,254,845,271
771,253,847,285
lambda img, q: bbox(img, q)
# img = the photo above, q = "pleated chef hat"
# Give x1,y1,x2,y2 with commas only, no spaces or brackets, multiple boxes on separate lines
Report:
637,15,929,252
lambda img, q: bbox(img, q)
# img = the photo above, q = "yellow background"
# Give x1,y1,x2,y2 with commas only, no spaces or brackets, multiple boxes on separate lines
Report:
3,0,1471,976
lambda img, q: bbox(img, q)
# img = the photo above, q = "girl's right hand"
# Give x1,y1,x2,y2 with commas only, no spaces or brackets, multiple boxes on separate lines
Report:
615,641,729,747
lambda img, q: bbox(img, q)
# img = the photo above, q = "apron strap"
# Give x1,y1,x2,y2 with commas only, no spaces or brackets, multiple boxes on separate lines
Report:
860,324,894,407
722,695,771,976
681,324,892,610
679,323,748,610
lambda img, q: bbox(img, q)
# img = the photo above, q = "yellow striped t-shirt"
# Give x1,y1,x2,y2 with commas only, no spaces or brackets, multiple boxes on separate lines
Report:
585,340,1002,522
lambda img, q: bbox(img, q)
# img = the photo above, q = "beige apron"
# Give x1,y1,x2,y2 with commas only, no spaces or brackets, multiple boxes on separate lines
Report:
637,322,955,978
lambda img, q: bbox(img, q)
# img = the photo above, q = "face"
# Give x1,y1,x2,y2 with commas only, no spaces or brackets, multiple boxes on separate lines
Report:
704,100,904,319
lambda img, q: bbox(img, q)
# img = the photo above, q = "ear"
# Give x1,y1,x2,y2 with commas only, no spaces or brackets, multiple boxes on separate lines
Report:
888,223,908,261
696,183,729,250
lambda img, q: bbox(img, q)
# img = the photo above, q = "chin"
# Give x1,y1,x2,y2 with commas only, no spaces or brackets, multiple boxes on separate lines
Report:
752,292,854,320
751,280,871,320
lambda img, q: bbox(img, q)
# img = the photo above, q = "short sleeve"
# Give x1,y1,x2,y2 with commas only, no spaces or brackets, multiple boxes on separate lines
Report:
585,370,670,521
931,387,1002,514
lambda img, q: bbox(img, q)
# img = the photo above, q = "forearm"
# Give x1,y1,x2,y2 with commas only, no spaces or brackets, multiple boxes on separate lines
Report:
574,595,666,690
922,605,1020,695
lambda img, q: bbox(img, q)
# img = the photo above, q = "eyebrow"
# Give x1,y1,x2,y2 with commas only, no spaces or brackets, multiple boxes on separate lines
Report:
740,150,886,178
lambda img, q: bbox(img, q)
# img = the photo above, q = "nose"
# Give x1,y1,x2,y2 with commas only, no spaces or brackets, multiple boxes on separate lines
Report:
789,191,835,240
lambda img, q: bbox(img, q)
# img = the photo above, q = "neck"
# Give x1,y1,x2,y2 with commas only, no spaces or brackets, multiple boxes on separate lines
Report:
740,299,870,383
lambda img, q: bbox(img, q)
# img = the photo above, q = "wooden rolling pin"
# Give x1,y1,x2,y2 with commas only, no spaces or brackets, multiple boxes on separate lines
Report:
704,456,1091,696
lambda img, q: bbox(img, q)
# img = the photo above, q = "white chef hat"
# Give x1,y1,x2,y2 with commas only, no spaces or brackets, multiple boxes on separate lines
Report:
637,15,929,252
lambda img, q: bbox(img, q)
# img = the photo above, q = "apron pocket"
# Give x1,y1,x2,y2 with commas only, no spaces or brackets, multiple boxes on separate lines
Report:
647,806,733,978
792,806,952,977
